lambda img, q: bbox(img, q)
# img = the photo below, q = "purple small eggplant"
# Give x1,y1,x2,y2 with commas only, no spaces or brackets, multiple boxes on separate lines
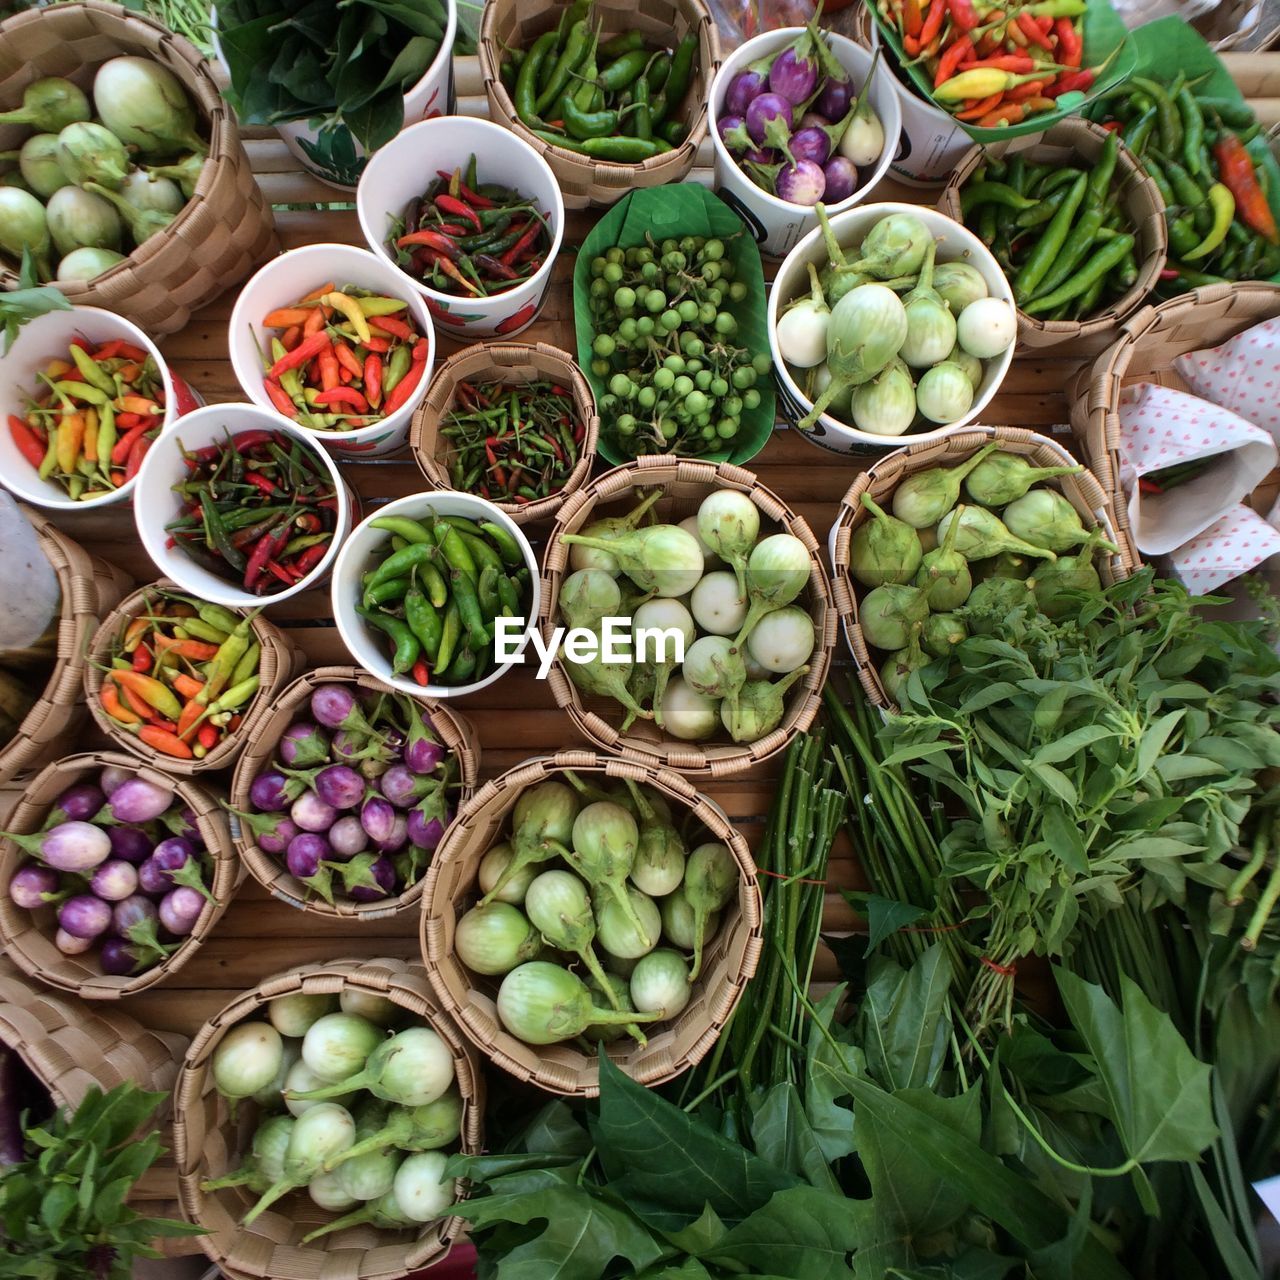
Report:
54,927,92,956
291,790,337,833
278,721,331,768
348,856,397,903
379,764,433,809
98,765,132,797
724,67,768,116
9,864,59,910
90,860,139,903
775,158,826,206
822,155,858,204
768,45,818,105
401,697,445,775
789,125,831,166
310,684,386,742
138,838,193,896
257,817,298,856
328,815,369,860
108,778,173,824
814,75,853,120
314,765,365,811
406,808,446,853
286,832,331,879
158,886,203,937
111,894,157,937
249,769,290,813
49,782,105,824
58,894,112,941
14,821,112,874
743,145,777,166
100,938,144,976
373,813,408,855
359,796,398,845
107,825,153,864
746,92,792,145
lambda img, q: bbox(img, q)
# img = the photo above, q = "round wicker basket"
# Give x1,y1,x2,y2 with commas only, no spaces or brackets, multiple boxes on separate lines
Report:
1193,0,1265,49
229,667,481,921
0,1,278,336
174,957,484,1280
1067,281,1280,565
420,750,762,1096
0,750,239,998
84,580,305,776
938,117,1167,358
478,0,721,209
411,341,599,526
541,457,836,777
0,507,132,787
830,427,1132,709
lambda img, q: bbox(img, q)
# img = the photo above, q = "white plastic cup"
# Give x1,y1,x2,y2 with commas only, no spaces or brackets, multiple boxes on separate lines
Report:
133,403,353,607
0,306,176,511
213,0,458,191
709,30,902,259
769,202,1015,455
228,243,435,459
332,491,539,699
356,116,565,340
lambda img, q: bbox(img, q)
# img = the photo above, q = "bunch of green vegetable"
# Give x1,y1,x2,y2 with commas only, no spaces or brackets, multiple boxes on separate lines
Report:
214,0,449,181
0,61,206,283
456,771,738,1050
0,1082,203,1277
961,129,1146,321
848,442,1118,700
203,986,462,1236
556,484,816,744
501,0,698,162
781,206,1016,435
585,234,772,458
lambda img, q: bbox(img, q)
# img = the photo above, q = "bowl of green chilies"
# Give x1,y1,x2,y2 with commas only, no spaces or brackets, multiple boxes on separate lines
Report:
332,492,540,698
133,403,354,609
941,117,1168,354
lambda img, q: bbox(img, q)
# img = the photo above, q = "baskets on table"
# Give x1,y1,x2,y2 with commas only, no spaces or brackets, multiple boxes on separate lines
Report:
541,457,836,777
174,957,484,1280
229,667,480,920
478,0,721,208
420,750,762,1097
411,342,599,526
0,1,278,336
84,580,305,776
1067,281,1280,564
938,118,1167,357
0,508,132,787
0,750,238,998
830,427,1132,710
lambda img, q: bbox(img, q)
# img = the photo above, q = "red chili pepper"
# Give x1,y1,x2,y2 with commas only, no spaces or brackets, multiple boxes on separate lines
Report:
291,541,330,575
267,331,330,379
364,354,382,408
457,181,495,209
1159,267,1180,281
1006,78,1048,102
370,314,414,340
263,378,299,419
245,470,278,495
956,92,1005,121
381,355,428,416
978,101,1025,126
197,722,220,750
412,657,430,686
131,644,153,672
473,253,521,281
1138,477,1163,494
1054,16,1081,65
936,35,974,85
333,341,364,380
264,559,300,586
244,521,291,591
1044,65,1095,98
945,0,979,31
111,419,151,465
960,52,1033,72
69,336,91,352
1215,134,1279,243
904,0,923,37
500,219,544,267
396,228,462,260
314,385,369,411
124,434,151,481
9,415,44,468
1016,12,1052,48
435,193,482,231
318,340,340,391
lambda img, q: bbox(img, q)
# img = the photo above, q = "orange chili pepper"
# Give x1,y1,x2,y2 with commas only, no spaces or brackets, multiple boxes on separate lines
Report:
82,407,99,463
263,306,314,328
109,668,183,719
154,635,221,661
100,683,141,725
956,92,1005,120
116,680,154,721
137,724,194,759
177,698,204,741
318,340,340,391
122,616,149,653
172,673,205,700
300,281,335,304
303,305,327,337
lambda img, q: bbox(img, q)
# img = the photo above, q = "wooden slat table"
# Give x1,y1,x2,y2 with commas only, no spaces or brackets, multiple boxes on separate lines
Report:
2,48,1279,1237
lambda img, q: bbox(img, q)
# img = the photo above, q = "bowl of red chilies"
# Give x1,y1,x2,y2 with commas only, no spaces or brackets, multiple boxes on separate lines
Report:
229,243,436,458
357,116,564,339
0,306,176,511
133,403,354,608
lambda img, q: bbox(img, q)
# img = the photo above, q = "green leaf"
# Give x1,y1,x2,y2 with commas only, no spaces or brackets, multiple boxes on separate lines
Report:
804,986,864,1163
1186,1163,1261,1280
593,1055,800,1226
1042,805,1087,876
749,1084,841,1193
1025,762,1078,808
1030,725,1116,766
39,1185,75,1234
1135,710,1186,781
855,893,928,957
1054,969,1218,1166
858,945,952,1093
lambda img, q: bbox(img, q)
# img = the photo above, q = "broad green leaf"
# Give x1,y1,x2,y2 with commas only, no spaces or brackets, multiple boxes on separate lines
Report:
1031,725,1116,766
593,1055,800,1225
521,1101,594,1159
750,1083,840,1193
805,986,864,1162
846,892,927,957
1025,762,1078,808
656,1203,726,1255
39,1184,76,1234
859,945,952,1093
1041,805,1087,876
1135,710,1186,780
455,1184,664,1280
1054,969,1218,1166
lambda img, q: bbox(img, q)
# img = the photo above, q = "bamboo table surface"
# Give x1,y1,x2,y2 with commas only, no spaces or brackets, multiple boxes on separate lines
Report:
2,51,1279,1221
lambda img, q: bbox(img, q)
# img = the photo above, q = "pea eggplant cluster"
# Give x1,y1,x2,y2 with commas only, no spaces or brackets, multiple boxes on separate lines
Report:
453,773,737,1050
849,445,1118,700
357,512,531,688
501,0,699,163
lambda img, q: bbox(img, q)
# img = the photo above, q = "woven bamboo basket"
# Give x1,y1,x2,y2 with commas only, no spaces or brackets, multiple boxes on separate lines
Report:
0,750,239,999
84,580,305,776
420,751,762,1096
478,0,721,209
174,957,484,1280
230,667,480,921
0,2,278,336
938,118,1167,357
0,506,132,787
830,427,1132,710
1194,0,1265,49
1067,281,1280,561
541,457,836,777
411,341,600,526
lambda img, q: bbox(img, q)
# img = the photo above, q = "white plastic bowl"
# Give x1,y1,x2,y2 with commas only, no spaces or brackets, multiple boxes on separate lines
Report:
133,403,353,607
0,306,176,511
356,116,565,339
769,202,1016,455
228,243,435,458
332,491,539,699
709,29,902,259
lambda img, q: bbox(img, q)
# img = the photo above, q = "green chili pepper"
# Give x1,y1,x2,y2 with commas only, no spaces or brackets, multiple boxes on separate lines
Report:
1111,248,1138,289
1159,153,1212,234
357,606,420,675
599,49,650,92
450,568,491,649
563,95,618,139
533,129,667,162
1176,86,1205,176
477,564,502,618
496,573,522,617
534,19,590,117
416,555,449,609
200,492,247,572
433,519,477,578
655,32,697,123
660,118,688,146
1185,182,1236,260
1014,172,1087,303
230,641,261,689
572,29,599,111
601,30,646,57
515,30,559,126
633,76,652,141
961,181,1037,215
435,600,461,674
478,520,524,566
1131,77,1179,153
404,587,443,663
1014,180,1076,228
1193,95,1254,129
1034,134,1119,299
647,56,670,91
363,577,411,608
1022,233,1136,314
1123,104,1158,156
70,344,117,395
459,529,506,578
365,542,435,591
370,515,432,544
442,645,477,682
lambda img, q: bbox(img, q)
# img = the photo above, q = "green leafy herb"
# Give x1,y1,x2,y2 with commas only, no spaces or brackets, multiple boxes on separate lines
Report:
0,249,71,353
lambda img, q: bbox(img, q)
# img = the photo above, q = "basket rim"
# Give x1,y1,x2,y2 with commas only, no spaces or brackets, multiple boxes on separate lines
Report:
419,750,762,1097
539,457,836,777
0,749,239,998
409,341,601,526
228,666,481,920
